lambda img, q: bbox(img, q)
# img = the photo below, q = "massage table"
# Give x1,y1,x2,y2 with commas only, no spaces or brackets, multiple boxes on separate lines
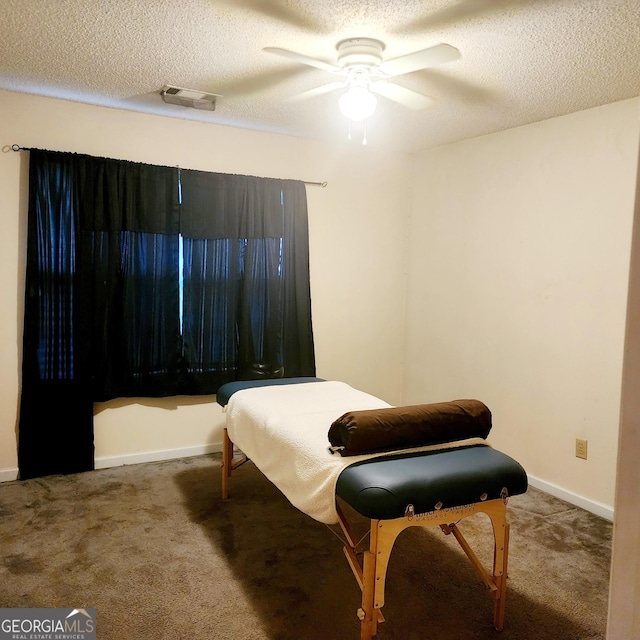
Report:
217,377,528,639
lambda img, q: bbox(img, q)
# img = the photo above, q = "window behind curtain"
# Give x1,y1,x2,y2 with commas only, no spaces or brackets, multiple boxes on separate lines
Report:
19,150,315,479
182,236,284,380
179,169,315,387
90,230,182,400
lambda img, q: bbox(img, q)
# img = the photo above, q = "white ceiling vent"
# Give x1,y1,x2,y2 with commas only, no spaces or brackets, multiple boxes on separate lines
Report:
160,85,218,111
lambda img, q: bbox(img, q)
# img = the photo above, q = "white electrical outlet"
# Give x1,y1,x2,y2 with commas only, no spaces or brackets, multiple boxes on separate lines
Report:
575,438,588,460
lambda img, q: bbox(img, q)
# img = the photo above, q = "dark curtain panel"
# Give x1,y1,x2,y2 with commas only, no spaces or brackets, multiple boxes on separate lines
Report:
180,171,315,384
19,151,94,479
19,150,179,479
77,154,181,399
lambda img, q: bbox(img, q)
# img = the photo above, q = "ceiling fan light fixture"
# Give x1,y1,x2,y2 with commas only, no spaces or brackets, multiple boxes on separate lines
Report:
336,38,385,68
338,85,377,121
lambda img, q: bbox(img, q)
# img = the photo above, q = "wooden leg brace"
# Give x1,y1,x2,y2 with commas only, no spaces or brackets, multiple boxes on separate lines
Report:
338,499,511,640
221,427,247,500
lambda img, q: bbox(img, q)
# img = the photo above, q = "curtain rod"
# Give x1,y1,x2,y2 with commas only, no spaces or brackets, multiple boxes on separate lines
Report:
4,144,327,187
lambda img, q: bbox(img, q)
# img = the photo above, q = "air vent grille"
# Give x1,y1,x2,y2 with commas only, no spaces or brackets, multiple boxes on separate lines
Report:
160,85,218,111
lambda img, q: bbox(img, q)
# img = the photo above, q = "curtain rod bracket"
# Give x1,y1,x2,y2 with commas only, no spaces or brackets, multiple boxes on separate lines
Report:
3,144,30,152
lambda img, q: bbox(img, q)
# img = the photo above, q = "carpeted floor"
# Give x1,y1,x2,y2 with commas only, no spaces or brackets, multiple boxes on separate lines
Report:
0,454,611,639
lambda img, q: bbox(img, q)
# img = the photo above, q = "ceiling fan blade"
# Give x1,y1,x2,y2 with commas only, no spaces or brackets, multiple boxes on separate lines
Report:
413,69,499,104
395,0,530,33
216,0,319,31
379,43,460,77
370,82,433,110
287,81,347,102
215,67,309,98
263,47,341,74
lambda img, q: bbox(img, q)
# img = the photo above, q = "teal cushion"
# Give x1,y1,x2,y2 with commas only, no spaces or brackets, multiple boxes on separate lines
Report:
216,377,325,407
336,445,528,520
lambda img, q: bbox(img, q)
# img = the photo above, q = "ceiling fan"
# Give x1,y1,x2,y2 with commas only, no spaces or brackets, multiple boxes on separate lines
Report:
263,38,461,121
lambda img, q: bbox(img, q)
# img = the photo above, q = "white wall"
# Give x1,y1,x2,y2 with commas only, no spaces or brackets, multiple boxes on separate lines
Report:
405,98,640,513
0,89,411,477
607,134,640,639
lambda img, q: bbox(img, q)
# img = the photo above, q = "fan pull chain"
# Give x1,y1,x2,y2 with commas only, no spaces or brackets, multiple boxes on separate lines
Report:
345,120,369,145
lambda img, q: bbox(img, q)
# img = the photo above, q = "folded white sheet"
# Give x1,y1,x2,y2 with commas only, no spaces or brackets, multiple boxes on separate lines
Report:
226,380,486,524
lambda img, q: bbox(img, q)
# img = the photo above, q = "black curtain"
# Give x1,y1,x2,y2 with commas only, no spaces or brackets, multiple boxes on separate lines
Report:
179,170,315,388
19,151,315,480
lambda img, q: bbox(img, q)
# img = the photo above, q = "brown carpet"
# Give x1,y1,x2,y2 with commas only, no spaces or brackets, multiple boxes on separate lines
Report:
0,455,611,639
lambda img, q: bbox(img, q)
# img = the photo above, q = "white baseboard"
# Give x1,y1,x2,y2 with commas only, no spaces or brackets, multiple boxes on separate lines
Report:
527,474,614,522
0,468,19,482
0,444,224,483
94,443,223,470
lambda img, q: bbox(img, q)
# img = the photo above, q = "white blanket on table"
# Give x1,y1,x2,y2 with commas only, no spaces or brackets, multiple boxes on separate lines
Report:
226,380,486,524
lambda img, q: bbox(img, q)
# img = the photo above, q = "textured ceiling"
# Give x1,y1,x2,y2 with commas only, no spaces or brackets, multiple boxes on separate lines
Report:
1,0,639,153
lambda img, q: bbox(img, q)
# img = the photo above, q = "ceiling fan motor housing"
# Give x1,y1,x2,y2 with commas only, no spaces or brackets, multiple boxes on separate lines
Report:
336,38,385,69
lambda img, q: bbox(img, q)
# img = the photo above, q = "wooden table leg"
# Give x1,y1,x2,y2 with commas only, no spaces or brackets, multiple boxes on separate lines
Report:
492,520,510,630
221,428,232,500
359,520,380,640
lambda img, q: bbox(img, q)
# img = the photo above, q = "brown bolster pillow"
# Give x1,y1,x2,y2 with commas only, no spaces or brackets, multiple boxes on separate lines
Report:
328,399,492,457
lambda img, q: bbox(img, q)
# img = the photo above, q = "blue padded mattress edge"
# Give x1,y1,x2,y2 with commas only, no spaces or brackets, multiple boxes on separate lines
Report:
216,377,325,407
336,445,528,520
